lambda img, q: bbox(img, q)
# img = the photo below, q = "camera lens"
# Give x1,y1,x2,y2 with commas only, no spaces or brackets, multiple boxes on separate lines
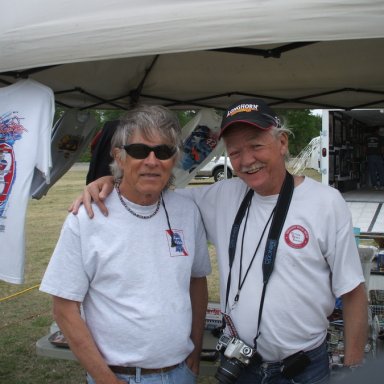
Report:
215,358,244,384
242,346,252,356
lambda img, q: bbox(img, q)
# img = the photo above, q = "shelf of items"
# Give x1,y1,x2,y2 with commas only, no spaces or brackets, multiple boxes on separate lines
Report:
328,112,365,190
369,290,384,357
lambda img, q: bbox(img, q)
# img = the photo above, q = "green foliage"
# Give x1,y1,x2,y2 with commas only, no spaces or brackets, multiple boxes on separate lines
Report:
53,108,65,124
277,109,322,156
177,110,197,127
95,109,126,124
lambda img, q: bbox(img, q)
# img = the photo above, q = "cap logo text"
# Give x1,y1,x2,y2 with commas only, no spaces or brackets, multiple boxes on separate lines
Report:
227,104,259,117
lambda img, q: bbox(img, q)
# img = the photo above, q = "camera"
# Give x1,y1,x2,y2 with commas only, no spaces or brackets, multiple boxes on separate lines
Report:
215,334,262,384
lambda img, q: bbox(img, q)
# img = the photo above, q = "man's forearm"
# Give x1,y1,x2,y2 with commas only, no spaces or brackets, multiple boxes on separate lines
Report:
53,297,120,384
341,283,368,366
188,277,208,373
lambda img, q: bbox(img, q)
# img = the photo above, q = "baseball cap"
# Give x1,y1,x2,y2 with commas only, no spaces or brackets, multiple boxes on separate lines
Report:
219,98,280,138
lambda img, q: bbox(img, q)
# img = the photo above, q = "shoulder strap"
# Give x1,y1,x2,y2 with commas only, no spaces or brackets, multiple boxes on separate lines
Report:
262,171,294,283
228,188,254,268
254,171,294,346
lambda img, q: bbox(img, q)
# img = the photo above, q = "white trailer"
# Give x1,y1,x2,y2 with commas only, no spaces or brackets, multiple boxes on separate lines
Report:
320,109,384,236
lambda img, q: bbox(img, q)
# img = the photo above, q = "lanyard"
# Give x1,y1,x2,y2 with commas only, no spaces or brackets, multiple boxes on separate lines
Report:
224,172,294,345
236,207,274,304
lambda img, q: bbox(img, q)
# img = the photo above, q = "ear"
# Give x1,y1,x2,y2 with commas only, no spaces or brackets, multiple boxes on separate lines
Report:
279,132,289,155
113,147,124,167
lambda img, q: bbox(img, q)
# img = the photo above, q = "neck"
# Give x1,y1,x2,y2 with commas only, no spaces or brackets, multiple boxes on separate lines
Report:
118,183,161,206
251,172,303,196
251,169,288,196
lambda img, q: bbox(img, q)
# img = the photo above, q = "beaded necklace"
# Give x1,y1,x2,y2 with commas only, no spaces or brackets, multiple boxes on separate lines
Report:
115,183,160,219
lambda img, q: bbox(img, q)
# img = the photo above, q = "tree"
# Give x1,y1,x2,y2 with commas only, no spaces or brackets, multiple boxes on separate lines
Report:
277,109,321,157
177,110,197,127
95,109,126,125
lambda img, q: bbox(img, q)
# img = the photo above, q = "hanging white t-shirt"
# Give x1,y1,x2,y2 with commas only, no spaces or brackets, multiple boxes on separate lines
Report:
0,79,54,284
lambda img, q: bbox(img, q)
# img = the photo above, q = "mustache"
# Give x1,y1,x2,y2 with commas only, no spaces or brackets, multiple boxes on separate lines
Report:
240,163,264,173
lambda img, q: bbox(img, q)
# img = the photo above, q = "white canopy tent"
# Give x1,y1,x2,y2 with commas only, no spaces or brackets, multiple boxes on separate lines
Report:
1,0,384,111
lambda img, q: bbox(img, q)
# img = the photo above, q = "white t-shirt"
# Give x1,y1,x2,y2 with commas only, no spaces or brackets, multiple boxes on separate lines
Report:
40,189,211,367
181,176,364,361
0,79,54,284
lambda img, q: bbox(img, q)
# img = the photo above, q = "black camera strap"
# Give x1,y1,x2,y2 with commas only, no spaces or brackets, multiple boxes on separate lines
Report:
224,187,254,315
224,171,294,347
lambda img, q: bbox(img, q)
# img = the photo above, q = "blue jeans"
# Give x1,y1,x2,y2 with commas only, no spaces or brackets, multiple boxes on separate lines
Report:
234,341,330,384
86,361,196,384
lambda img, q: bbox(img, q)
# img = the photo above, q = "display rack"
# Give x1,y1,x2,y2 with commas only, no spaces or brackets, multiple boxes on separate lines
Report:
328,112,366,191
327,290,384,368
369,290,384,357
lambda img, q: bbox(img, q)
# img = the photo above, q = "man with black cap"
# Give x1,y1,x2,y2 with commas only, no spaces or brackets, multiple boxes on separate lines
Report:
72,99,368,384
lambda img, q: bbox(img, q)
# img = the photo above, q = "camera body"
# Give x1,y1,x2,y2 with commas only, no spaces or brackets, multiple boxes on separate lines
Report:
216,334,258,365
215,334,262,384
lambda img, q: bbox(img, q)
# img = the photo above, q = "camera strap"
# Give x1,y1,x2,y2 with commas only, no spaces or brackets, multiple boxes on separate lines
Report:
224,171,294,346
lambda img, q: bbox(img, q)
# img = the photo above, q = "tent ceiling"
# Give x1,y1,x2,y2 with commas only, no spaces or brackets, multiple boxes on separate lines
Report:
1,1,384,112
1,39,384,111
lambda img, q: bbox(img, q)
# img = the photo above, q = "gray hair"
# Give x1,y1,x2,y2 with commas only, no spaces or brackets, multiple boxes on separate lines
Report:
110,105,182,181
270,121,293,161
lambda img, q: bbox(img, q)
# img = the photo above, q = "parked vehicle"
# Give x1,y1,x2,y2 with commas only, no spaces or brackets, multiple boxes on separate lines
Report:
195,156,234,182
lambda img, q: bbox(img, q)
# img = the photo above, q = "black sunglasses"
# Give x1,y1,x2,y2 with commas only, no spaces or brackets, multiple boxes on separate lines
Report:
122,143,177,160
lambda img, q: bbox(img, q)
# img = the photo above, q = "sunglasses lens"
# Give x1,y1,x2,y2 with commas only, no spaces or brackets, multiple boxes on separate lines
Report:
154,145,176,160
124,144,149,159
123,144,176,160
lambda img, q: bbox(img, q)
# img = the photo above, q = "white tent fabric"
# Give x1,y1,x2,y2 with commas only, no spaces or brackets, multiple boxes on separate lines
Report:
2,0,384,70
1,0,384,110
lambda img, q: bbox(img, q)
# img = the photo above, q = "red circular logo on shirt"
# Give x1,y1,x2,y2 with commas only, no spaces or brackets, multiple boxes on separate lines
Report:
284,225,309,249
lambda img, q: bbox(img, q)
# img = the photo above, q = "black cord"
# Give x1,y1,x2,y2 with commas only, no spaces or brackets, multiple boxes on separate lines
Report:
161,194,176,247
237,207,274,299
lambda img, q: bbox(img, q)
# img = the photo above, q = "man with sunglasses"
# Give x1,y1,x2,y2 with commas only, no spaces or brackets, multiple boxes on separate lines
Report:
40,105,211,384
71,98,367,384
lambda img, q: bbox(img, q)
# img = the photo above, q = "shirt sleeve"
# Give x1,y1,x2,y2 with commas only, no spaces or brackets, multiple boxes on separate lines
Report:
327,198,365,298
190,203,211,278
39,214,89,301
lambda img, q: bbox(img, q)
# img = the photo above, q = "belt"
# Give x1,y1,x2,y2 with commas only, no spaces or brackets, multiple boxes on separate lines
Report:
109,364,178,375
